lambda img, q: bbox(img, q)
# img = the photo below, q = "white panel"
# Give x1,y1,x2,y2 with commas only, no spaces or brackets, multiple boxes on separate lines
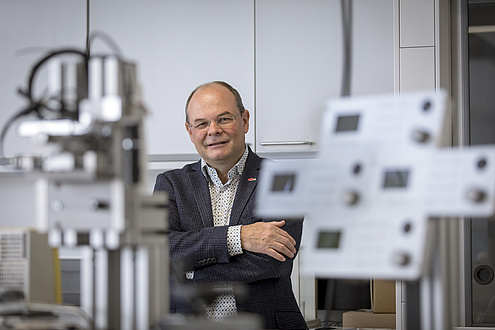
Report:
0,0,86,158
302,208,429,280
298,269,317,321
0,173,36,227
320,90,448,155
90,0,255,156
256,0,395,154
400,47,435,92
400,0,435,47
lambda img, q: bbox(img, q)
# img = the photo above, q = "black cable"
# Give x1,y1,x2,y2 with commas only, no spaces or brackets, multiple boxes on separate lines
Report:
0,49,87,166
0,34,132,166
340,0,353,97
25,49,87,101
88,31,135,110
88,30,124,58
86,0,90,58
0,105,38,165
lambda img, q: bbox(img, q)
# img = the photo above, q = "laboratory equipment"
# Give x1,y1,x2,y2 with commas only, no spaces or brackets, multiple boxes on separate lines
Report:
256,90,495,281
0,49,168,330
0,228,57,304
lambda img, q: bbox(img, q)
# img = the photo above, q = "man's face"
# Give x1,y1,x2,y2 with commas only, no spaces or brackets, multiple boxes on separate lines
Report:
185,84,249,170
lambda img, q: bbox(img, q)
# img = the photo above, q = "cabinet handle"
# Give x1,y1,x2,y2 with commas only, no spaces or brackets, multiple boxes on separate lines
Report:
260,141,315,146
469,25,495,34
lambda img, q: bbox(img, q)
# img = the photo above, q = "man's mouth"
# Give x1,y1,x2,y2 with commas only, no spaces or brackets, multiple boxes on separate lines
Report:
207,141,228,147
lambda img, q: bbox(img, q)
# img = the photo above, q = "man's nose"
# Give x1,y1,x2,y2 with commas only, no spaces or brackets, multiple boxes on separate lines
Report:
207,120,222,134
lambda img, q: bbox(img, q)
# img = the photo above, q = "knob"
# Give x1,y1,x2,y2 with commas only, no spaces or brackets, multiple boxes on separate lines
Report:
393,252,411,266
473,265,494,285
466,189,486,203
342,190,360,206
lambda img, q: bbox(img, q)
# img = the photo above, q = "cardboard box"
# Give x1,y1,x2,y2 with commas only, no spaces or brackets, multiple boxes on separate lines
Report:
372,279,396,313
343,310,396,329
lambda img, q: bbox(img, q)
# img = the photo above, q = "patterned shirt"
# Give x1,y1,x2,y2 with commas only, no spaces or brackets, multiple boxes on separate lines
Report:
201,147,249,256
187,146,249,319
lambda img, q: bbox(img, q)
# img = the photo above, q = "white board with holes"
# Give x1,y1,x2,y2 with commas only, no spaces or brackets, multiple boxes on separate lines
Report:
255,90,495,280
300,208,429,280
318,90,448,155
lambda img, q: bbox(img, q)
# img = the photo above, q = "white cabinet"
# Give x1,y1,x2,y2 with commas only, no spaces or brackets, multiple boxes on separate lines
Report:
400,0,435,47
1,1,397,160
398,0,436,93
0,0,86,158
255,0,395,155
400,47,435,91
90,0,255,157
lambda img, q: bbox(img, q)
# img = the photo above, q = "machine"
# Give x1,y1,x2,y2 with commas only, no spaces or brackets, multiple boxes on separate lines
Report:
0,48,168,330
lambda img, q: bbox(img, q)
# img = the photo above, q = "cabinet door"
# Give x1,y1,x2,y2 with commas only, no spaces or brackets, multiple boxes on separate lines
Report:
255,0,395,155
0,0,86,158
399,0,434,48
400,47,435,92
91,0,255,158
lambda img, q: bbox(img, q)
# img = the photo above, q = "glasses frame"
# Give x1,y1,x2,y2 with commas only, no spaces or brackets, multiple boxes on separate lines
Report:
188,112,243,131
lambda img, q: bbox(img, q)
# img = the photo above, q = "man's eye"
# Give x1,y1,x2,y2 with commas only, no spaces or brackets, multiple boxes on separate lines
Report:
218,117,233,124
195,122,208,129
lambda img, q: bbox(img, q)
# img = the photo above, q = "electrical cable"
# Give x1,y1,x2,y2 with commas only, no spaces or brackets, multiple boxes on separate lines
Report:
0,49,87,166
86,0,90,58
0,106,36,165
25,49,87,101
1,32,135,167
88,31,135,108
340,0,353,97
318,0,354,325
88,30,124,58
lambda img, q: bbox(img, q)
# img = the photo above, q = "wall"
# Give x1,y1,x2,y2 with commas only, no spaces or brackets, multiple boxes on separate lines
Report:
0,0,395,170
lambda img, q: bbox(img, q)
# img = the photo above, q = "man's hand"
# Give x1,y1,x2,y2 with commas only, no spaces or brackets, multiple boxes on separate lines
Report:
240,220,297,262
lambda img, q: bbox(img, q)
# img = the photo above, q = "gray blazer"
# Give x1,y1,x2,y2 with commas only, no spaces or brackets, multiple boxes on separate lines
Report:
153,148,307,329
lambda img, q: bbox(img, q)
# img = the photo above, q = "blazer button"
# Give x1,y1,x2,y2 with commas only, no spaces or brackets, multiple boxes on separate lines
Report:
211,258,217,264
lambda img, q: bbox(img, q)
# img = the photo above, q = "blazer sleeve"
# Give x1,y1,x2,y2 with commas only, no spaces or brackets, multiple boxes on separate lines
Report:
154,169,232,271
154,160,304,285
192,218,303,284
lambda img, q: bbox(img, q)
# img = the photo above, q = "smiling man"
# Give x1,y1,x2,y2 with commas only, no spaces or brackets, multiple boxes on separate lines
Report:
153,81,307,329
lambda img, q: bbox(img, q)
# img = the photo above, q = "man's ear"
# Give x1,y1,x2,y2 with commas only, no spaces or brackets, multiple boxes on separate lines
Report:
242,109,250,133
185,122,194,142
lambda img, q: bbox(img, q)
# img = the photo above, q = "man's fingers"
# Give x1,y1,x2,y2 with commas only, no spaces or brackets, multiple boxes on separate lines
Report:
274,241,295,258
277,228,297,247
267,249,287,262
240,221,298,260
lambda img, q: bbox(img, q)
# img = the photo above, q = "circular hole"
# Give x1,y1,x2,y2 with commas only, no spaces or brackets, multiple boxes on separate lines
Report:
352,163,362,175
477,158,487,169
403,223,412,233
423,100,432,111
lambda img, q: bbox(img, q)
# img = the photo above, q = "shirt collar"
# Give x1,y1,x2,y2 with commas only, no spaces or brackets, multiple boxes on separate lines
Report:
201,146,249,185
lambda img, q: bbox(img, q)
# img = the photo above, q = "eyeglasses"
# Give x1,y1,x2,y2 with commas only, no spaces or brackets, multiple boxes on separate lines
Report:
189,113,242,131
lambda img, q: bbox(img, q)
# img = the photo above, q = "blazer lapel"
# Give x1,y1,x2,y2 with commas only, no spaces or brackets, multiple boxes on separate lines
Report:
188,162,214,228
230,150,262,226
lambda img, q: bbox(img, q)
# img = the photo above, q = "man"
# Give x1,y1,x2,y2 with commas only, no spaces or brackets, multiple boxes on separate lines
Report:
153,81,307,329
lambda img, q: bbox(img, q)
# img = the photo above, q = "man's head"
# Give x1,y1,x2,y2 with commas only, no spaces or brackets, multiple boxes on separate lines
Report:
185,81,250,172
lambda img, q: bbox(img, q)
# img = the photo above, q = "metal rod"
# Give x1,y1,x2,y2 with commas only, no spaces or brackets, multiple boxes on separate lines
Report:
259,141,315,146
